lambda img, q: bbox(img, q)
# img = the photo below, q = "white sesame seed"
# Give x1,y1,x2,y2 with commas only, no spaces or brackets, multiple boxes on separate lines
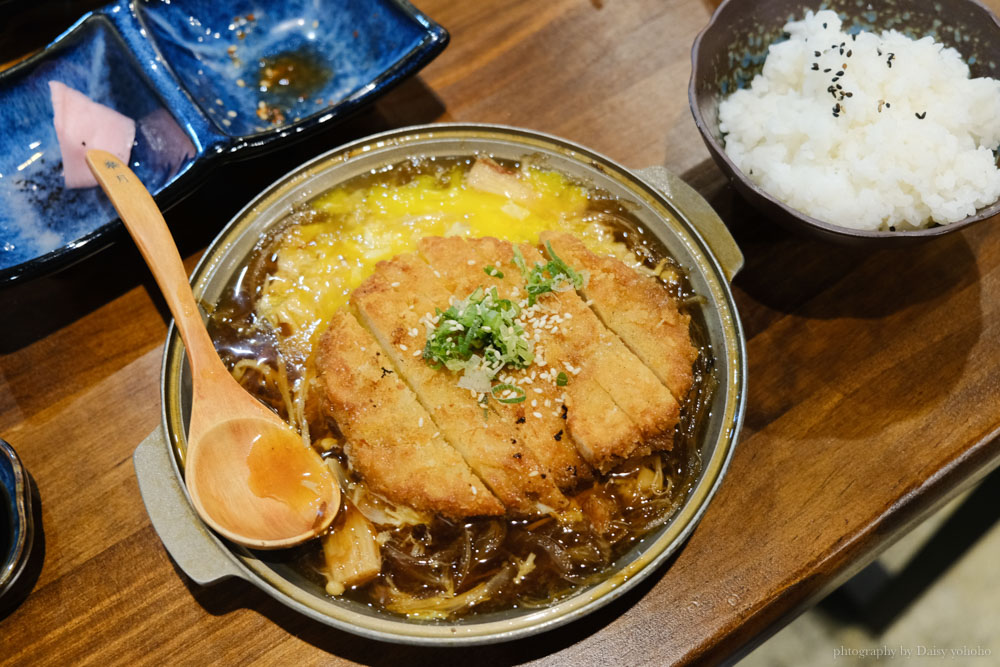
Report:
418,417,424,427
531,399,537,407
467,259,476,265
413,349,422,357
391,281,400,287
533,388,543,394
399,343,408,351
433,432,440,437
471,485,478,495
528,470,539,477
533,411,543,418
544,399,551,407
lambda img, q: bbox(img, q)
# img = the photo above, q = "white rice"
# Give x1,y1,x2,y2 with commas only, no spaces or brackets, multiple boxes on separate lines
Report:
718,10,1000,231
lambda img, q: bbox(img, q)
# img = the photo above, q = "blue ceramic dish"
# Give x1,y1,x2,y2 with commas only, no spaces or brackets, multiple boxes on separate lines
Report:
0,0,448,284
0,439,32,601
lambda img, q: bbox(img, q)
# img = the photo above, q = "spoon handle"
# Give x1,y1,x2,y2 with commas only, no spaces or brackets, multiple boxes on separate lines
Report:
86,150,220,379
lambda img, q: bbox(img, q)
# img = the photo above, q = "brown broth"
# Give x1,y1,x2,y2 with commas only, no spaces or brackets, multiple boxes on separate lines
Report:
205,156,712,619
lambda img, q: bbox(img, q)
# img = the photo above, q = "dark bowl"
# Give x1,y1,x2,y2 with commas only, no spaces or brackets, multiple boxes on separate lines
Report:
0,439,33,602
689,0,1000,245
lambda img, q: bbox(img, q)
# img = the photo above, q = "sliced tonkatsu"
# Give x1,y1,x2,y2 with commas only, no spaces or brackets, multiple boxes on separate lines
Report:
420,235,680,473
418,235,595,489
315,231,696,514
316,310,504,518
540,231,698,403
350,253,569,515
508,239,681,468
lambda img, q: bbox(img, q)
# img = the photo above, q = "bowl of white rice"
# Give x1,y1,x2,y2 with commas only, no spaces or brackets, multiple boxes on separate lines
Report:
690,0,1000,243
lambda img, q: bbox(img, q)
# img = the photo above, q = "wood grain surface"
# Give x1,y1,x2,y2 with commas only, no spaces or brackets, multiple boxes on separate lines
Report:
2,0,1000,664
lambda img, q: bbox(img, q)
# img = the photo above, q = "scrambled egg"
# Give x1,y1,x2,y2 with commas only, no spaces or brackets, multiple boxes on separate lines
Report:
256,162,632,360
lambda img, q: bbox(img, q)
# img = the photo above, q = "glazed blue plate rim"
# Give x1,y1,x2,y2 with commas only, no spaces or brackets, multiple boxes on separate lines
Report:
0,0,449,286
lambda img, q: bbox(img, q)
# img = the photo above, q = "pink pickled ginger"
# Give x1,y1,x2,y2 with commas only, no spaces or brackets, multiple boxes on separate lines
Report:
49,81,136,188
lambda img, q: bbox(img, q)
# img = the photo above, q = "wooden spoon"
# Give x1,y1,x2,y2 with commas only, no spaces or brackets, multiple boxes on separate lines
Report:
87,150,340,550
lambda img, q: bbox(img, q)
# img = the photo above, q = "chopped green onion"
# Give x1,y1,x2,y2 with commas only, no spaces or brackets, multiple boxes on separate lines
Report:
511,246,528,276
556,371,569,387
484,265,504,279
510,241,587,306
423,285,534,373
491,383,527,404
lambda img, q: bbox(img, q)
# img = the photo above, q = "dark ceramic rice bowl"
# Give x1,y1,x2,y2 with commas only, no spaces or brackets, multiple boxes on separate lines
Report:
689,0,1000,245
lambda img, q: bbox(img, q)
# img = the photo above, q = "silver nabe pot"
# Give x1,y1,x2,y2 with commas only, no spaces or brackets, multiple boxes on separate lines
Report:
134,123,747,645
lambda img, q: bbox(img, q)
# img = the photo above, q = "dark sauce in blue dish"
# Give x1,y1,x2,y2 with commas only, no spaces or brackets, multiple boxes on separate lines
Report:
0,0,448,285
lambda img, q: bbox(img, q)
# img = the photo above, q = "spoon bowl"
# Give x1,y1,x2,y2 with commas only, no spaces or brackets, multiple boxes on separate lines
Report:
87,149,340,549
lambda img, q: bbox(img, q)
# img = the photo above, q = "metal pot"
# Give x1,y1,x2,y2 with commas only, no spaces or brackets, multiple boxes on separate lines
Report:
133,123,747,645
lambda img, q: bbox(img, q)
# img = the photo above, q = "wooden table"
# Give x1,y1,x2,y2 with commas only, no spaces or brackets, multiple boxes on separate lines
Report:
3,0,1000,664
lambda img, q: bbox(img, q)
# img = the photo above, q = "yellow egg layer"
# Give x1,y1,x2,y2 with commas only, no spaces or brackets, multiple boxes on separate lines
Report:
256,163,633,360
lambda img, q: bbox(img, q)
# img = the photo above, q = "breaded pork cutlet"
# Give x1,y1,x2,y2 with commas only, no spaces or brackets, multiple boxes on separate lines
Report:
316,311,504,518
540,232,697,403
351,253,568,515
418,236,595,489
511,240,681,468
421,235,677,473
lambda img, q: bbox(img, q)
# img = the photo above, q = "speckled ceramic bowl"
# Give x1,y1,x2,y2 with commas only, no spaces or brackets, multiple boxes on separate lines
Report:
0,0,447,285
133,123,747,645
690,0,1000,245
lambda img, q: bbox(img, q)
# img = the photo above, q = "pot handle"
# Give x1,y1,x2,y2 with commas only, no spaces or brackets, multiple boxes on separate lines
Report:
636,166,743,281
133,429,246,586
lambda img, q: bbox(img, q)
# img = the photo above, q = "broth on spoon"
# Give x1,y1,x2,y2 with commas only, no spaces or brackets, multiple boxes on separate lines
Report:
86,150,340,549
